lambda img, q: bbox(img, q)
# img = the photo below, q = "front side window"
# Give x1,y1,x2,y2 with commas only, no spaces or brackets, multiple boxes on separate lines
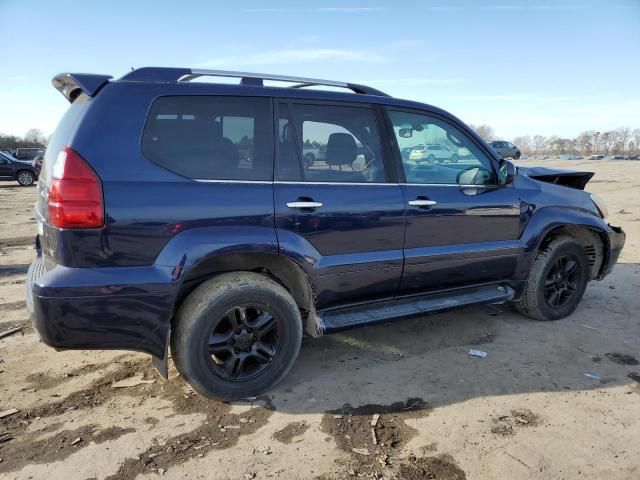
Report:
388,110,495,185
142,96,272,180
276,103,385,183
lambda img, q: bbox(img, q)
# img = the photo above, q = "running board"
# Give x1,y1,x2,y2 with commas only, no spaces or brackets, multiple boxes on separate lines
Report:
317,284,514,333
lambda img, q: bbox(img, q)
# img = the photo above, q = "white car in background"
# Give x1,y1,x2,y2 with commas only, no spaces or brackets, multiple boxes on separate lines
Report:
409,143,459,163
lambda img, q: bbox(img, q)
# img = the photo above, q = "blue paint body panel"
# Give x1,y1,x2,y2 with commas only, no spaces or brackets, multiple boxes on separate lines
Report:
27,68,625,359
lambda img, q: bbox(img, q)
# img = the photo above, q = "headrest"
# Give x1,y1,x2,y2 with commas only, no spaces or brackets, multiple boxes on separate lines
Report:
325,133,357,166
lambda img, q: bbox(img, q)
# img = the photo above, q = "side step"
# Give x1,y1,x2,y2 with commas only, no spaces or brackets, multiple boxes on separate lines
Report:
318,284,514,333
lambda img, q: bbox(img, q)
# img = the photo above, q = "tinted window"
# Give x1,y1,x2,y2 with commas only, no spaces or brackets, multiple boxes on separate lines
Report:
142,96,273,180
276,103,302,181
388,110,495,185
281,103,385,183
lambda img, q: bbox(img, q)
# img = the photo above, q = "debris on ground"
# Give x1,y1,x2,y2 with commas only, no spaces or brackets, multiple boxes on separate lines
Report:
491,409,540,436
70,437,82,446
628,372,640,383
399,454,466,480
468,349,488,358
111,373,156,388
584,373,601,381
0,326,22,340
605,353,639,366
0,408,19,419
272,421,308,444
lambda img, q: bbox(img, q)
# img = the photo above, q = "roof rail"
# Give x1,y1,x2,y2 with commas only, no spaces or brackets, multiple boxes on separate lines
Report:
119,67,389,97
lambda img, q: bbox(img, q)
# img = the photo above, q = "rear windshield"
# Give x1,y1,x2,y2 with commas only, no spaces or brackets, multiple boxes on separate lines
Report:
141,96,273,181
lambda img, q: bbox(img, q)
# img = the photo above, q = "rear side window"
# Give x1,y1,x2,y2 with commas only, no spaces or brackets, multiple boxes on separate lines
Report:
141,96,273,181
276,103,385,183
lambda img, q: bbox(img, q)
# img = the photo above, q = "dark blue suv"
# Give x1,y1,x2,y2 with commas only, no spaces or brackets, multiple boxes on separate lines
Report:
27,67,625,400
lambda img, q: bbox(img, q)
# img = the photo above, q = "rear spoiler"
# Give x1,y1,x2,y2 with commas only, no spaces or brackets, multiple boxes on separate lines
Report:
52,73,113,102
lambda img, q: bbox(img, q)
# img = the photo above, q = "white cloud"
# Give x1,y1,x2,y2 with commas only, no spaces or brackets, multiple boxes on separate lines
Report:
196,49,389,67
361,78,463,86
242,7,388,13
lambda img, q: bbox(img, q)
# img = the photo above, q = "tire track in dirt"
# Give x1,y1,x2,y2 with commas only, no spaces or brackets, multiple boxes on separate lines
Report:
0,359,276,476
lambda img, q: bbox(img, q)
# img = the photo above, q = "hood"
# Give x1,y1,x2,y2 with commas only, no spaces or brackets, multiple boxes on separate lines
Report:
519,166,595,190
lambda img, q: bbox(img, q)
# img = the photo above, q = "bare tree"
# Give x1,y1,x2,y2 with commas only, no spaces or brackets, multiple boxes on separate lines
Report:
614,127,631,154
532,135,547,155
512,135,532,154
576,131,594,154
631,129,640,154
23,128,47,147
600,131,614,155
469,124,495,142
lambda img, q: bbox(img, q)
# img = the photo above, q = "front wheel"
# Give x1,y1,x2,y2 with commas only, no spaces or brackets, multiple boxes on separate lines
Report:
16,170,35,186
514,236,590,321
171,272,302,400
450,154,459,163
514,151,521,159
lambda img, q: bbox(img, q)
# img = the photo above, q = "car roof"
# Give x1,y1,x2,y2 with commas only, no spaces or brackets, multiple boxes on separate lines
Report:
53,67,459,120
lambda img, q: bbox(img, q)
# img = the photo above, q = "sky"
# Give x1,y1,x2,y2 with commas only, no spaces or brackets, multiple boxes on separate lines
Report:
0,0,639,140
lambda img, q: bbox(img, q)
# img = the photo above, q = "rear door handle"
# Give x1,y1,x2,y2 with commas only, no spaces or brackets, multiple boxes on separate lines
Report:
408,199,437,207
286,201,323,209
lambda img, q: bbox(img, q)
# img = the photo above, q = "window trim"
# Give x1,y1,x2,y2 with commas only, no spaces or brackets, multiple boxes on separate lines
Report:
274,98,395,184
140,94,274,182
381,106,500,186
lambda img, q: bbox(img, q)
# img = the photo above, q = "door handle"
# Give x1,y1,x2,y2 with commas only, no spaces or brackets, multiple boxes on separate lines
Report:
408,199,437,207
287,201,323,209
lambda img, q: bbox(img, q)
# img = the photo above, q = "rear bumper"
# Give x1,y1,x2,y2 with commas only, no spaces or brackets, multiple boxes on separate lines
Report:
599,224,625,279
26,255,179,358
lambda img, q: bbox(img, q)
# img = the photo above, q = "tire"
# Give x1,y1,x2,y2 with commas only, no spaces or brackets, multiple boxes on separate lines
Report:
514,151,521,159
171,272,303,400
514,236,590,321
427,154,436,162
450,154,459,163
16,170,35,186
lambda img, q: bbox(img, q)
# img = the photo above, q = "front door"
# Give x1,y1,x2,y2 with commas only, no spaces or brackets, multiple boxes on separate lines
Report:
274,102,405,309
385,109,525,294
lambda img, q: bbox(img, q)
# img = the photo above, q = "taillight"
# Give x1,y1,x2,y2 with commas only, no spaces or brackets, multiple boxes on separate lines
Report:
48,147,104,229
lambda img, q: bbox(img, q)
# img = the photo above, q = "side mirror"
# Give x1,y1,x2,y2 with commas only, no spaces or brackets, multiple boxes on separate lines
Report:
498,159,516,185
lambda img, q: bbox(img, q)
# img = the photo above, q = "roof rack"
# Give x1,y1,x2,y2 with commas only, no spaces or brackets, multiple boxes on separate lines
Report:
120,67,389,97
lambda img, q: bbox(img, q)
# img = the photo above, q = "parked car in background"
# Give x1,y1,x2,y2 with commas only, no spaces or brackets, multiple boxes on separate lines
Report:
589,155,605,160
409,143,459,163
15,147,44,161
557,155,584,160
33,153,44,170
27,67,625,400
612,155,625,160
489,140,521,159
627,155,640,160
0,150,40,186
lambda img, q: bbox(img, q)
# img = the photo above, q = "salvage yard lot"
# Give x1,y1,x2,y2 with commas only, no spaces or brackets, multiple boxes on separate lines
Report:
1,159,639,480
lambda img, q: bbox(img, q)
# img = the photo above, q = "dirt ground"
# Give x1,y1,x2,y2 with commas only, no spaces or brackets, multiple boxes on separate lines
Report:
1,159,639,480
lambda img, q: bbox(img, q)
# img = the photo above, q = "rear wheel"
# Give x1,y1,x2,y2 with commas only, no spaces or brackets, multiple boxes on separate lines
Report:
514,236,590,321
172,272,302,400
514,151,521,159
450,154,459,163
16,170,35,186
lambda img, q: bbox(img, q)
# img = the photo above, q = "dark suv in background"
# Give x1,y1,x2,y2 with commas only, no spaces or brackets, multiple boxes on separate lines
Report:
28,68,624,400
0,150,40,186
489,140,521,159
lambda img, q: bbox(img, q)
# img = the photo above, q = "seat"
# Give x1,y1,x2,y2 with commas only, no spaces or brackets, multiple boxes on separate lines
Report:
316,132,365,182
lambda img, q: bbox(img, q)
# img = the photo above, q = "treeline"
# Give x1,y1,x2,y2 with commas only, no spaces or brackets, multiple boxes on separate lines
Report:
0,129,48,150
470,125,640,156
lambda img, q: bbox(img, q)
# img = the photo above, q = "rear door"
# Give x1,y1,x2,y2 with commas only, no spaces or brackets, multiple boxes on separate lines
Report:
385,108,524,294
274,101,405,309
